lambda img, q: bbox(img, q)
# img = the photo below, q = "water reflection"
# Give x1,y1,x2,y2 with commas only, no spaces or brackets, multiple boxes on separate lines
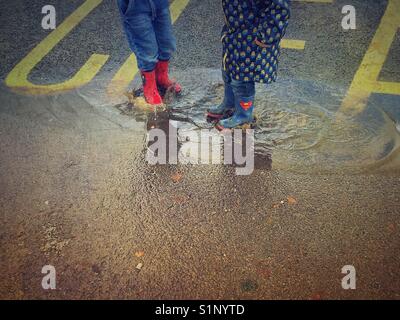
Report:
81,69,400,174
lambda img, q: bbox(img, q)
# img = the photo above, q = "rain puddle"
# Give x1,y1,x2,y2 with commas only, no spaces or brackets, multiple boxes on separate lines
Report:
79,69,400,174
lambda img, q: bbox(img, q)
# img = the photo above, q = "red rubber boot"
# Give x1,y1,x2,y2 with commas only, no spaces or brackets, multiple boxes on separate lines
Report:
141,70,163,105
155,60,182,94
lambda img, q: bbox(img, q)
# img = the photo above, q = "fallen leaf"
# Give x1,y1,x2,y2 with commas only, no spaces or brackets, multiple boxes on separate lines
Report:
171,193,190,205
311,293,322,300
171,172,183,183
287,196,297,205
388,223,396,233
135,251,145,258
136,263,143,270
92,264,101,274
256,261,272,278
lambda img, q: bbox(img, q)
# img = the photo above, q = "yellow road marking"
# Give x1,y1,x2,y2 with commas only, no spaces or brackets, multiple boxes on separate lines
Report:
340,0,400,115
107,0,306,98
5,0,309,98
107,0,191,99
374,81,400,95
287,0,331,49
5,0,107,95
288,1,331,51
282,39,306,50
169,0,191,22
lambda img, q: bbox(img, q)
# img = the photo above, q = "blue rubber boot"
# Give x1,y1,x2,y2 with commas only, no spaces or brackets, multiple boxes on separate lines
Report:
216,96,255,130
207,73,235,120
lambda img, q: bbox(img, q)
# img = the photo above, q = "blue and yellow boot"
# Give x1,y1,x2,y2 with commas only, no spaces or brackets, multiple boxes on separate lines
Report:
207,78,235,121
215,96,255,130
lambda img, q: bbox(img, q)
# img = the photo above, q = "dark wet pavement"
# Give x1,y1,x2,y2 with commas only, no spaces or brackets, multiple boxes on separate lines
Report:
1,0,400,299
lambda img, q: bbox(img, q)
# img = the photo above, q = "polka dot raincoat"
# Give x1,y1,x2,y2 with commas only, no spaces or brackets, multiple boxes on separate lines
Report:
221,0,291,83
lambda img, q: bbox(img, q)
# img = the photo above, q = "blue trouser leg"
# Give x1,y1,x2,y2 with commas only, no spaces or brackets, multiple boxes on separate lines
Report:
117,0,158,71
117,0,176,71
231,79,255,99
153,7,176,61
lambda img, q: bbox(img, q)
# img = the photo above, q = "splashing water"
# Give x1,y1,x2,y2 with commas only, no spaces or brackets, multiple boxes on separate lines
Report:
79,68,400,174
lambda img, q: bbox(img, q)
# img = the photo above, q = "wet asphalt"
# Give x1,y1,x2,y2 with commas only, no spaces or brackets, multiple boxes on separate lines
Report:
0,0,400,299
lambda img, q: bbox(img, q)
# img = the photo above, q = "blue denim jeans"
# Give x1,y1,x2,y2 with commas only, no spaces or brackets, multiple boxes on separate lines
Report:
117,0,177,71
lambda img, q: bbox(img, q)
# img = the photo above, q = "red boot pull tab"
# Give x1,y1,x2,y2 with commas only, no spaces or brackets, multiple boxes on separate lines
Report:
155,60,182,94
141,70,163,105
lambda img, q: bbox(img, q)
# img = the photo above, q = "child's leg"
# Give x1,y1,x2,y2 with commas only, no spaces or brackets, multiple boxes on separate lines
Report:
152,6,181,93
117,0,159,71
231,80,255,102
117,0,163,104
152,7,176,62
216,80,256,130
207,69,235,119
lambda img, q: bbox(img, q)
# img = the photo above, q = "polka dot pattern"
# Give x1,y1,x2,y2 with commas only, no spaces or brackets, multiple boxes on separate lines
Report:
221,0,291,83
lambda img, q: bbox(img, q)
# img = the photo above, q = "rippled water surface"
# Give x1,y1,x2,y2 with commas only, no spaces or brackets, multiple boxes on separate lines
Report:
78,69,400,174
